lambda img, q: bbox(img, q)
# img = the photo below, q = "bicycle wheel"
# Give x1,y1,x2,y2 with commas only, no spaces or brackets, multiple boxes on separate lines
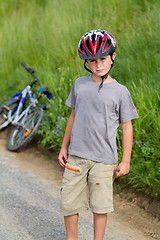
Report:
7,106,44,151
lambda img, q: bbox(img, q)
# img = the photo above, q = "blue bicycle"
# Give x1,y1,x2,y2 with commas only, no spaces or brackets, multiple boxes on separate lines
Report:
0,62,52,151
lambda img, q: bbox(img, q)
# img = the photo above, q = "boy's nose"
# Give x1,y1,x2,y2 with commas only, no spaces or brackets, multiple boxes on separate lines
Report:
96,59,101,67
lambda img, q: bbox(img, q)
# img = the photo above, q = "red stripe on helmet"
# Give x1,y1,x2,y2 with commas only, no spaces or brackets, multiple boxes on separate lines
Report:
103,43,113,54
102,34,113,53
78,48,86,55
94,35,102,55
84,36,93,57
107,32,116,48
78,39,87,55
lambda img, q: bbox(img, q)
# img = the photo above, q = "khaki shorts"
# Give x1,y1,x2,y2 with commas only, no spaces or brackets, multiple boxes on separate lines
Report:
60,155,117,216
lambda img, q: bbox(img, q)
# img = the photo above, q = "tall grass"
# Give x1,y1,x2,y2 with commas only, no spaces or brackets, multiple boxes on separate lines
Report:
0,0,159,198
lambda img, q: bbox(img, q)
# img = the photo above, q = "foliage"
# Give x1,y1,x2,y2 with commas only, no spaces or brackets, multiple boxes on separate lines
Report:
0,0,160,198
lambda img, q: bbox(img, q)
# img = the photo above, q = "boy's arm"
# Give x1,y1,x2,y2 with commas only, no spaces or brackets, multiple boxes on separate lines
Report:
58,109,75,167
116,120,133,177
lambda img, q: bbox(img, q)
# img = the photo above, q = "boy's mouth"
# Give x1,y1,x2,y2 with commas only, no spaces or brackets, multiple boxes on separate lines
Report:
96,69,103,73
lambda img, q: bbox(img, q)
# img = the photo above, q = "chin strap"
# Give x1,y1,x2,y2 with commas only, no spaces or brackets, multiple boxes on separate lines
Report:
84,61,92,73
98,58,114,92
84,56,115,93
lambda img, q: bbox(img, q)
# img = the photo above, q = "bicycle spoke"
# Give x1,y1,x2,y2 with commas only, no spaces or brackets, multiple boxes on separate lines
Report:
0,108,8,124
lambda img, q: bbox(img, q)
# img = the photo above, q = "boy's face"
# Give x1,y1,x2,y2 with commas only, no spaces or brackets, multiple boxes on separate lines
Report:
86,53,116,78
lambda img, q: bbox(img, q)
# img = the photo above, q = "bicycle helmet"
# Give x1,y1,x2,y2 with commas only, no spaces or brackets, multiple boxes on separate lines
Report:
78,30,116,60
78,30,117,92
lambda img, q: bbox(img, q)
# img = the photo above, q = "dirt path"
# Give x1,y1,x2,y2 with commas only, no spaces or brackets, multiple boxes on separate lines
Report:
0,129,160,240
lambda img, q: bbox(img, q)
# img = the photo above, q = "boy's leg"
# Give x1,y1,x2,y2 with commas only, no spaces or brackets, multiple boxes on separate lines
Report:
93,213,107,240
88,163,117,239
64,214,79,240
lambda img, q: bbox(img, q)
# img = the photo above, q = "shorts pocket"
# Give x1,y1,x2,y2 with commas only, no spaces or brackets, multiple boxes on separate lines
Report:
65,165,80,173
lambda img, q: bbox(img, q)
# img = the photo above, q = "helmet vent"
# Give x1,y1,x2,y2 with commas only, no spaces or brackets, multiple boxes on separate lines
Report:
80,42,84,52
104,38,111,51
92,34,96,45
97,37,102,52
86,38,93,54
107,38,111,46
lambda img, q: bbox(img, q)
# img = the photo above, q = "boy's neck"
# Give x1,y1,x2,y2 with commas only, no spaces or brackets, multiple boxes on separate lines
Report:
91,74,113,83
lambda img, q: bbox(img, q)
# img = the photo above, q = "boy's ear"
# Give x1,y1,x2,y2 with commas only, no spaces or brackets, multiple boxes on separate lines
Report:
85,60,90,68
111,53,116,64
112,52,116,60
84,60,92,73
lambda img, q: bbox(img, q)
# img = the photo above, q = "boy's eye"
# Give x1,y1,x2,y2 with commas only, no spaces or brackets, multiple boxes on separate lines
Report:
90,59,96,62
101,58,106,60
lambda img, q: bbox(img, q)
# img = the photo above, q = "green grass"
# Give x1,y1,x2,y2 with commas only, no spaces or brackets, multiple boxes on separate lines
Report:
0,0,160,198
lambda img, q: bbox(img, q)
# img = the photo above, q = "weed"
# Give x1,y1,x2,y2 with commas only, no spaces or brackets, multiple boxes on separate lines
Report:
0,0,160,198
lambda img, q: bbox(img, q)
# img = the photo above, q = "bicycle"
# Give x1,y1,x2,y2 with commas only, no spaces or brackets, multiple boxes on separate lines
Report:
0,62,52,151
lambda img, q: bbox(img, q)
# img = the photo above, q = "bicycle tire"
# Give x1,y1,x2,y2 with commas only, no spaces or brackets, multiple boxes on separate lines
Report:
0,96,21,130
0,107,11,130
7,106,44,151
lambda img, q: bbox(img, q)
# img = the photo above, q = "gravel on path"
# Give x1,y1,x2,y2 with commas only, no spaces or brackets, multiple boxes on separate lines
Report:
0,150,155,240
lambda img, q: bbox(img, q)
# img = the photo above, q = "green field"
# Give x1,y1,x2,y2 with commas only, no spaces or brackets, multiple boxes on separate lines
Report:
0,0,160,198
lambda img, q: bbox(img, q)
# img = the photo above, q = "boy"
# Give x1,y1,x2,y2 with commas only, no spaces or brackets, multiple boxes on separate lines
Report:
58,30,139,240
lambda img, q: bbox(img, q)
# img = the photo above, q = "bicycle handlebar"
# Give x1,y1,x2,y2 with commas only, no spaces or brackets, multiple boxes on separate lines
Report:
21,62,39,86
21,62,35,74
30,79,38,87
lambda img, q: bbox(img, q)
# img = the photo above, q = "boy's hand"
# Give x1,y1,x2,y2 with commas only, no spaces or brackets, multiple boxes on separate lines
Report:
58,149,68,167
116,162,130,177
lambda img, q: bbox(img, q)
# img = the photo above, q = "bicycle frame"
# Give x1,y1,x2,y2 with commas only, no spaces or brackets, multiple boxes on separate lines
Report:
0,62,52,132
9,85,38,126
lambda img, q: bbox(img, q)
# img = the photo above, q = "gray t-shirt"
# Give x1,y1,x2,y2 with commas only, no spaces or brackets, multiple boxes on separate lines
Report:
66,75,139,164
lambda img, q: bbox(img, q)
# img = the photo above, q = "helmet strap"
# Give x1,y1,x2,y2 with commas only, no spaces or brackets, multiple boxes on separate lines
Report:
84,60,92,74
98,76,105,92
84,55,115,93
99,55,114,92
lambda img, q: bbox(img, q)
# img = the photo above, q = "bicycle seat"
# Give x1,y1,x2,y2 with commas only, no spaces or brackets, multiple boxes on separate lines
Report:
3,96,21,107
